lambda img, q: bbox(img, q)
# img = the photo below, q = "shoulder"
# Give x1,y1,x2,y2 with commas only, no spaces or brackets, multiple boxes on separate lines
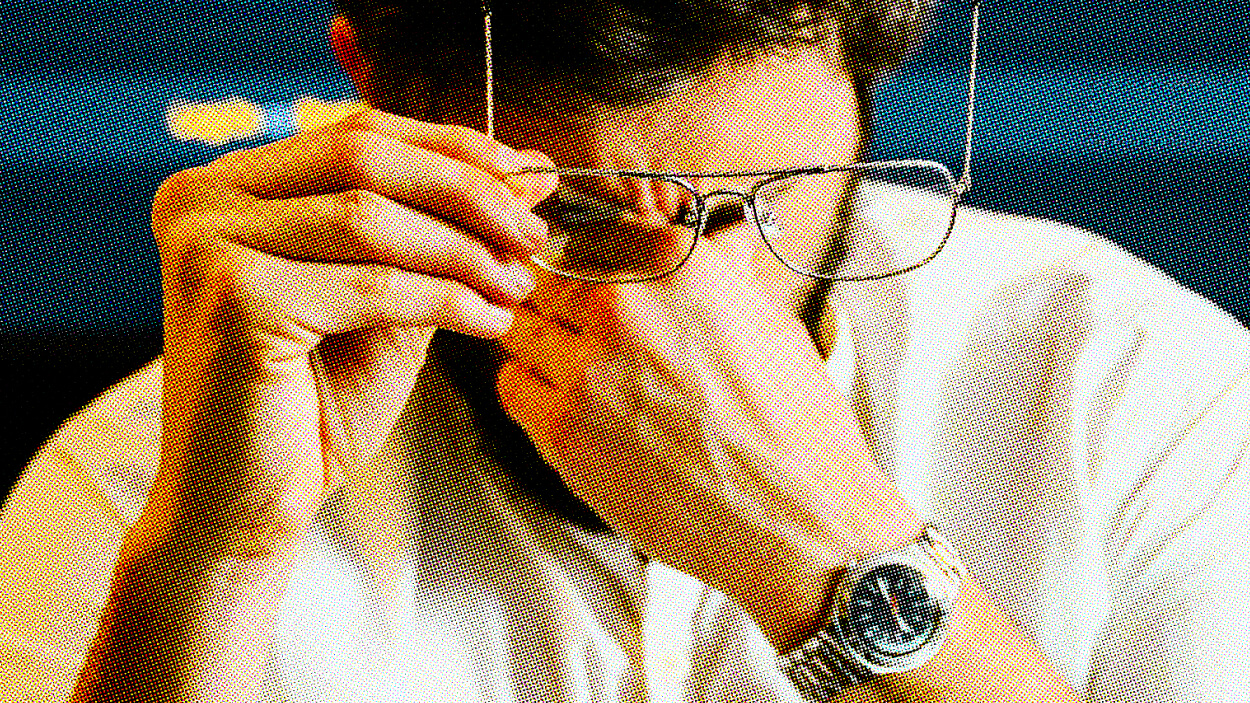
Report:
0,357,163,700
917,202,1250,556
907,199,1250,391
37,356,165,528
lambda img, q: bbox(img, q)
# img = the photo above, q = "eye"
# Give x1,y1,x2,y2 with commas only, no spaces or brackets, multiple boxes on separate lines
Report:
701,201,746,234
673,200,701,228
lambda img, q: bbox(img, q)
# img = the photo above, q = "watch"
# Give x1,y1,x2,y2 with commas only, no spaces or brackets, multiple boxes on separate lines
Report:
777,523,966,702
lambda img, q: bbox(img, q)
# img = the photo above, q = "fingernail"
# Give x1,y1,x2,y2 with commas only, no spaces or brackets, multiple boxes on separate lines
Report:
497,147,549,172
496,147,529,172
501,207,546,251
486,305,516,335
504,263,536,298
506,172,560,208
490,206,543,252
518,210,548,247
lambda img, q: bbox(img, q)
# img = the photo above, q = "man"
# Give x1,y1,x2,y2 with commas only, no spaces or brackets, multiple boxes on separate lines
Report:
3,1,1250,701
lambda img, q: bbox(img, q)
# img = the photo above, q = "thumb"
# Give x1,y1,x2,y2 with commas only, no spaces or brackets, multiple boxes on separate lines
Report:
502,149,560,207
311,325,434,494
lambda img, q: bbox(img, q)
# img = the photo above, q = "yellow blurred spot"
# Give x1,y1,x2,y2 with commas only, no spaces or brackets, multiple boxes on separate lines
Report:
294,97,367,133
166,97,265,145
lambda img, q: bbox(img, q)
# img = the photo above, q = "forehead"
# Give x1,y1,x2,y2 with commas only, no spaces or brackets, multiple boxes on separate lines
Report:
476,48,861,173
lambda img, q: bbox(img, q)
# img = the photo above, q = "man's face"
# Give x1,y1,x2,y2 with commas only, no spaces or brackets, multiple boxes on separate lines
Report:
480,49,862,440
330,18,865,529
492,46,863,320
397,41,864,429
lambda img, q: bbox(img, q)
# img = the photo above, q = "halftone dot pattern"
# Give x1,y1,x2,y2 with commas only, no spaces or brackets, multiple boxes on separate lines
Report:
4,0,1250,702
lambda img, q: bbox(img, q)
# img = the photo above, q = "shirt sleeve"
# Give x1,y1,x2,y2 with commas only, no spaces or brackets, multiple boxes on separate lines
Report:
0,438,131,703
1087,369,1250,702
684,587,807,703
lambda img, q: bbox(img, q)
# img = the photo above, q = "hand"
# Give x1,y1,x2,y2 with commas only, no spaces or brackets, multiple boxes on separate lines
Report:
496,227,922,649
133,109,558,566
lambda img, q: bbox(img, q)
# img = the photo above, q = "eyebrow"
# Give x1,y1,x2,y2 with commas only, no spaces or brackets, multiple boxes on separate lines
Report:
533,186,626,226
536,186,746,232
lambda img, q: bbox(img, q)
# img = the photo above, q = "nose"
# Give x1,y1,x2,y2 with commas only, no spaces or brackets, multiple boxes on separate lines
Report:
702,190,751,207
698,190,754,232
619,176,696,227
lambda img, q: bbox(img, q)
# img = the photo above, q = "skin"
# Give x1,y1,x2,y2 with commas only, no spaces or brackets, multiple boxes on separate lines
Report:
70,11,1081,703
335,18,1082,703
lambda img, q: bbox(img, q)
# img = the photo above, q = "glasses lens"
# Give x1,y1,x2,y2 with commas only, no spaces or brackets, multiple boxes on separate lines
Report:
754,163,957,280
530,174,700,283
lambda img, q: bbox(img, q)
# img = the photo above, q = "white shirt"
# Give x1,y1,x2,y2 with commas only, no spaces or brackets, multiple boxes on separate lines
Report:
4,185,1250,702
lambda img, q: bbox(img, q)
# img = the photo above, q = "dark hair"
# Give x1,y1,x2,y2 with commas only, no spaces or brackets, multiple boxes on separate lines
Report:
333,0,936,533
333,0,937,114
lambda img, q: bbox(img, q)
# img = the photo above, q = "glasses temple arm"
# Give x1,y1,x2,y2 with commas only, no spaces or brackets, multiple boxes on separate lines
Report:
483,1,494,139
484,1,975,185
957,0,980,196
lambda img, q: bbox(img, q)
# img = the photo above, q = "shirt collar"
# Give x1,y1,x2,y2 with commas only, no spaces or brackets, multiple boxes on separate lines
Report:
824,303,856,396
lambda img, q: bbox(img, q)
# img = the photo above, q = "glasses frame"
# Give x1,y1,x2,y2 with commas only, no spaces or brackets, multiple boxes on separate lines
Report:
482,0,982,283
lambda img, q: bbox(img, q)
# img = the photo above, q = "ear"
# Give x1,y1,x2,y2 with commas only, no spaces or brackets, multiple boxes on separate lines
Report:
330,14,384,108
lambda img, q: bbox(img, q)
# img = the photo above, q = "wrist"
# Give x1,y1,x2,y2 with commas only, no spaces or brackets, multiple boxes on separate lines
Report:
875,573,1083,703
736,499,926,654
120,494,310,578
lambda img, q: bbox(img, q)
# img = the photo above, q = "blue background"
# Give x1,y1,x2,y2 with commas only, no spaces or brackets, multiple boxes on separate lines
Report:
1,0,1249,482
2,0,1249,331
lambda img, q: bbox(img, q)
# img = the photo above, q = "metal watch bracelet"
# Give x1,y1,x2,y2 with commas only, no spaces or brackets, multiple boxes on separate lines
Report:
776,523,966,701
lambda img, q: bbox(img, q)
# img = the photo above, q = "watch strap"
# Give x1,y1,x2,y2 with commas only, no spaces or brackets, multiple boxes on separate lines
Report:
778,624,872,700
775,523,964,702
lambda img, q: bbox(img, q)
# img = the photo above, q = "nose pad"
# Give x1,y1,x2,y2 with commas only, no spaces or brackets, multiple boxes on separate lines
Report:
647,178,698,227
755,205,782,238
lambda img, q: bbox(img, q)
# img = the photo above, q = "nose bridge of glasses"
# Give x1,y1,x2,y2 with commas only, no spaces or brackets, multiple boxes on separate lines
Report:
697,189,757,227
701,189,751,204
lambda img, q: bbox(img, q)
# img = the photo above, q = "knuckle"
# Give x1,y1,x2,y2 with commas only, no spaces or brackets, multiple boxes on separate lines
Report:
349,263,401,309
335,108,380,133
334,129,389,183
335,189,392,252
164,235,249,317
163,230,215,285
196,239,246,299
154,167,201,213
152,169,214,244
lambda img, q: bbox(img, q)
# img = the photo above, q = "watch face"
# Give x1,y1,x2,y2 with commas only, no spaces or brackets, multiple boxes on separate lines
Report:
847,563,938,656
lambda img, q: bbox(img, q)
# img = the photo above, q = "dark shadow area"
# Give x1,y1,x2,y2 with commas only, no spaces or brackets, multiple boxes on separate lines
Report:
0,332,163,507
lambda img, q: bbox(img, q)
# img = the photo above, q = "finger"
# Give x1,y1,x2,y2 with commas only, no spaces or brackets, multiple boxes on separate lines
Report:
332,112,559,206
663,225,758,303
214,190,537,306
214,129,547,258
540,279,656,349
497,300,603,391
505,150,560,205
220,109,554,205
590,283,710,399
218,240,518,341
314,325,434,486
496,357,563,442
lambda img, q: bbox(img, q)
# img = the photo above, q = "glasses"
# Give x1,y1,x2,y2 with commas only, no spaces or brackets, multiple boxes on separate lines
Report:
482,0,981,283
